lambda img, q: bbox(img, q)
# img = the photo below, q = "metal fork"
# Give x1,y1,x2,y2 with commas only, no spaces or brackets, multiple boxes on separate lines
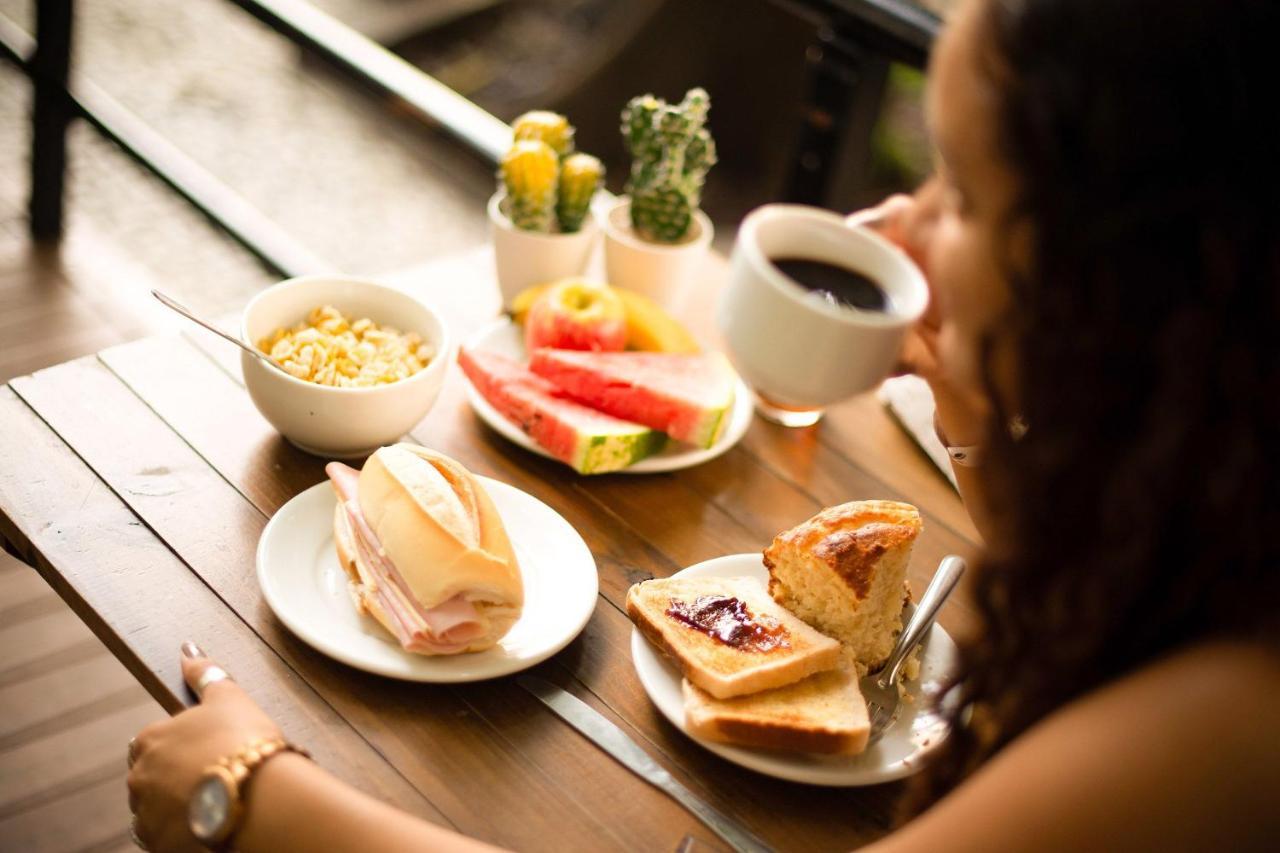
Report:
860,555,967,745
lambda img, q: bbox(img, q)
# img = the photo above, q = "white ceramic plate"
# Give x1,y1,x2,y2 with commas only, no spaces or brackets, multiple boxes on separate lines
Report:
257,480,598,682
460,318,754,474
630,554,958,786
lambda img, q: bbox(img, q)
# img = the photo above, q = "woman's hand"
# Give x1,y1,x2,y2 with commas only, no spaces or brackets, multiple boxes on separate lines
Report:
848,189,944,382
851,186,992,445
128,643,282,851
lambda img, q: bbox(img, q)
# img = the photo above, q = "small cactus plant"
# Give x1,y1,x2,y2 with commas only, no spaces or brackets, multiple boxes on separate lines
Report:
557,153,604,233
621,88,717,244
513,110,575,157
501,140,559,232
499,111,603,234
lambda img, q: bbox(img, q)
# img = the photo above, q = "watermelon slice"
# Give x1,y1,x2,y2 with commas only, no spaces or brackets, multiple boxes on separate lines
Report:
458,347,665,474
528,349,736,448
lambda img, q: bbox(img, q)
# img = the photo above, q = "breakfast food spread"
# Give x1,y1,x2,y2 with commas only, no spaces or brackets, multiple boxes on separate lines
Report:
626,576,840,699
325,444,523,655
627,500,924,756
765,500,922,671
528,349,736,449
258,305,434,387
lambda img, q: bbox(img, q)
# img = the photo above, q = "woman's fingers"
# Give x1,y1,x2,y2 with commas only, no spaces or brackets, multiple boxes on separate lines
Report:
180,643,237,703
846,194,915,237
126,765,141,815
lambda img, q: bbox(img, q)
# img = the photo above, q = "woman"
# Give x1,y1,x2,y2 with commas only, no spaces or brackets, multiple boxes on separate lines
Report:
127,0,1280,849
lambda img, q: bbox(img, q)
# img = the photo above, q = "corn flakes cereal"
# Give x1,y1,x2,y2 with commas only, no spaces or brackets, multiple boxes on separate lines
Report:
257,305,434,387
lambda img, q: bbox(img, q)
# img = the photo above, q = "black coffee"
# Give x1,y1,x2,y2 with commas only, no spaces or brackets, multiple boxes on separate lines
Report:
770,257,889,312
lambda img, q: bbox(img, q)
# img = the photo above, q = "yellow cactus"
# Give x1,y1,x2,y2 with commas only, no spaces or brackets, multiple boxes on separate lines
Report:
556,153,604,233
513,110,574,157
500,140,559,232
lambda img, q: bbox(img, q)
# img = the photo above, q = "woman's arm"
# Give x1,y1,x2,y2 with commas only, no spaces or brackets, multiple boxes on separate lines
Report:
867,641,1280,852
928,378,1001,544
856,191,1002,544
236,751,499,853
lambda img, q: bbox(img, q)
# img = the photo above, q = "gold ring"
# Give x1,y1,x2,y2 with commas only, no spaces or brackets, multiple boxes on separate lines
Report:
194,665,232,697
127,736,140,769
129,815,147,850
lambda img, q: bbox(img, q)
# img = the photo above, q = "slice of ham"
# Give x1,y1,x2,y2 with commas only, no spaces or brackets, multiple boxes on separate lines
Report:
326,462,488,654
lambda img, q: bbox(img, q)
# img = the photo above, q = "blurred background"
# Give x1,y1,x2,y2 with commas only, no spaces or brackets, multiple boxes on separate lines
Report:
0,0,936,326
0,0,942,848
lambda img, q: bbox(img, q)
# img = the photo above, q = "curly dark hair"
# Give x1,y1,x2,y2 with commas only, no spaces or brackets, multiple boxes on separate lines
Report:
904,0,1280,813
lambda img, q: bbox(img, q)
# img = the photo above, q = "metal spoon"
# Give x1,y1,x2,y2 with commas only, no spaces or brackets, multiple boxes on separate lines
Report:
861,554,967,745
151,289,289,375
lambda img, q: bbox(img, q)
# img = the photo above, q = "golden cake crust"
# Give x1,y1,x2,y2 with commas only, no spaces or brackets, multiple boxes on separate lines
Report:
764,500,921,600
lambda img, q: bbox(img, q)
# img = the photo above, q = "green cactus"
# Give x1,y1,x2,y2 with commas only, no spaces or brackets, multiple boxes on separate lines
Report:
556,153,604,233
621,87,717,243
500,139,559,232
512,110,575,157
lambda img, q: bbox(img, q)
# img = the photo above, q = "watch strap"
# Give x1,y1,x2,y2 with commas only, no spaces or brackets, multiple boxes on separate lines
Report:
195,737,310,850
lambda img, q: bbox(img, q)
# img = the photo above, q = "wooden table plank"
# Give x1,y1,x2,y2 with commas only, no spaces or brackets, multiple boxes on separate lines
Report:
0,772,134,852
13,356,707,852
0,386,448,829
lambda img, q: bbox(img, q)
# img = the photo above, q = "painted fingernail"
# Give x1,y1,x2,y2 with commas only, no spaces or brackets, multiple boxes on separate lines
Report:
181,641,205,659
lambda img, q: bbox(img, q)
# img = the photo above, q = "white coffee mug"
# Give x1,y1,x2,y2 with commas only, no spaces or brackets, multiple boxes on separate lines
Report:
717,204,929,426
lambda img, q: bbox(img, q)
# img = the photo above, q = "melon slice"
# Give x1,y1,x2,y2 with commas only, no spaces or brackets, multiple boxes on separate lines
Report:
458,347,665,474
528,349,736,448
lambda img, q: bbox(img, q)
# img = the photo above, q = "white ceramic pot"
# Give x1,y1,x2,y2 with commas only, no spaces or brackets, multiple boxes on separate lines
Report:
599,196,713,308
241,275,451,459
488,191,599,309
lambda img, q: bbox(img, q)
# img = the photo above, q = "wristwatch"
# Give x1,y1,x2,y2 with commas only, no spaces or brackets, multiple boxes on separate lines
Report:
188,736,310,849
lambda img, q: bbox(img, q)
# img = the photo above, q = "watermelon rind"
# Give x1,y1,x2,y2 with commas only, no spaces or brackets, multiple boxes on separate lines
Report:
577,430,668,474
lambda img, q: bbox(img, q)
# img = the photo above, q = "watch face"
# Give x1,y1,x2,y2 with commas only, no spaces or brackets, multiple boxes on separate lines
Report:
189,773,233,843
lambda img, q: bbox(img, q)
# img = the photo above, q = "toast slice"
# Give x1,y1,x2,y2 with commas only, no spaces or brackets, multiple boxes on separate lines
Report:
682,668,870,755
627,576,841,699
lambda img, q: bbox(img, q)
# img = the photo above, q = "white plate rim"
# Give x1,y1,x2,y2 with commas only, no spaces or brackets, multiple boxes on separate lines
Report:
257,479,598,682
460,318,754,474
630,553,958,786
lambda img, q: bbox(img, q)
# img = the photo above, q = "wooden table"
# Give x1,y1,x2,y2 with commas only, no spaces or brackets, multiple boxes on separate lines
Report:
0,247,980,852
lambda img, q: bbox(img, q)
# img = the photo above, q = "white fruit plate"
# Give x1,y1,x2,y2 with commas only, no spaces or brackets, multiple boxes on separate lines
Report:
460,318,754,474
631,554,960,786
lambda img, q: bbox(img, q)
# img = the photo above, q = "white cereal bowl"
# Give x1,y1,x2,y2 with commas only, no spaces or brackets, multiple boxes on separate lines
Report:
241,275,451,459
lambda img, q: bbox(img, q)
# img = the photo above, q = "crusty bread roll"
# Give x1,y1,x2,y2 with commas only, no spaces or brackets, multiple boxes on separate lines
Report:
764,500,921,671
328,444,523,655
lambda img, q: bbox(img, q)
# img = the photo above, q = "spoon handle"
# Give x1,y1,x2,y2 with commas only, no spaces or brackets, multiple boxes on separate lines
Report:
151,290,274,366
878,555,967,688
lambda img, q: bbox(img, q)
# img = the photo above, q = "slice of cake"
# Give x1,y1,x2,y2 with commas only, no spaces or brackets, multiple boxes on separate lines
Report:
764,500,922,671
627,576,841,699
682,668,870,755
